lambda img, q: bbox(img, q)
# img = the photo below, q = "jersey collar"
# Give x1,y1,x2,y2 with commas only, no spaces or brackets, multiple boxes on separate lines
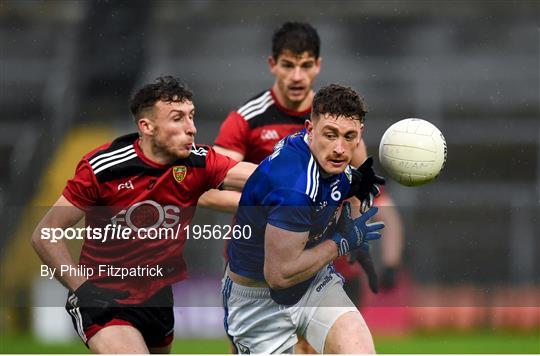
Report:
133,138,169,169
270,88,312,117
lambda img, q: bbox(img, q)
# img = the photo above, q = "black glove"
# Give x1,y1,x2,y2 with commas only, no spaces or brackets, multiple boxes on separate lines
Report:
346,157,385,212
380,267,398,291
73,280,130,308
348,249,379,294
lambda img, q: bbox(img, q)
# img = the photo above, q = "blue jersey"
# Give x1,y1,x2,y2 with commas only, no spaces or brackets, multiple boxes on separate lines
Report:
228,130,352,304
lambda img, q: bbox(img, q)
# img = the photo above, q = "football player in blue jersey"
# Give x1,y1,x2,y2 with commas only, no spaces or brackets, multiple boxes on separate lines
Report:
222,84,385,354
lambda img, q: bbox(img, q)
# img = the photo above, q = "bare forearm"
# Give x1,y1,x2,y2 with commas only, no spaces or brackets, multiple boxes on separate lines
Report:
266,240,338,289
198,189,240,214
222,162,256,191
32,226,86,291
350,195,403,267
379,204,403,267
283,240,338,285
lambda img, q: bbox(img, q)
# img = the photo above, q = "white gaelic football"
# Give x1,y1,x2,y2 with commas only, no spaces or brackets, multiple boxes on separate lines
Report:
379,118,447,187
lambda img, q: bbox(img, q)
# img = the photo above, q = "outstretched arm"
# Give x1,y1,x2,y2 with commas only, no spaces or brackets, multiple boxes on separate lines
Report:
198,189,241,214
221,162,257,191
214,145,245,162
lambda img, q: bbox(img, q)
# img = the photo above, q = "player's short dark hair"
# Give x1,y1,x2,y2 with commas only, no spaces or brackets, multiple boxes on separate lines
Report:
312,84,368,122
129,76,193,120
272,22,320,60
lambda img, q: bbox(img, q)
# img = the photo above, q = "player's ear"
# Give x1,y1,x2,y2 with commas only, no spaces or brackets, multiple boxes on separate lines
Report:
268,56,277,73
305,119,314,139
138,117,154,135
357,123,365,146
314,57,322,74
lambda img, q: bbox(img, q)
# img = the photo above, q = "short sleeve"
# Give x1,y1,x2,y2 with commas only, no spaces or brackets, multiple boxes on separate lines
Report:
214,111,249,156
205,147,239,190
265,189,313,232
62,159,99,210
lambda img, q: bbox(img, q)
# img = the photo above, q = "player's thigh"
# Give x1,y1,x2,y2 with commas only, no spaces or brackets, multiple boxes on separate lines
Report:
87,324,149,354
324,311,375,354
303,274,371,354
224,280,297,353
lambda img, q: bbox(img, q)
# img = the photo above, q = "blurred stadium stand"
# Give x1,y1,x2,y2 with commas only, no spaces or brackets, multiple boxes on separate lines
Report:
1,0,538,338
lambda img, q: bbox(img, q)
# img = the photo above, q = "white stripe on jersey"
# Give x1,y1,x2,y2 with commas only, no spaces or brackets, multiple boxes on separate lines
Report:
237,91,271,116
312,164,319,200
93,153,138,174
305,155,319,201
88,144,133,165
244,98,275,120
90,148,136,170
191,143,208,156
191,148,208,156
303,133,320,201
310,157,319,200
305,156,313,198
241,95,274,119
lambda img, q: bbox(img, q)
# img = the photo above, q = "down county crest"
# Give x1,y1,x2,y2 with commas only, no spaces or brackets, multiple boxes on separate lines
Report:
172,165,187,183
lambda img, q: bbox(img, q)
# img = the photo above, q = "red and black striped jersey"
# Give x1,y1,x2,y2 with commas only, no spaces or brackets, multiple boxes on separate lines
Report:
62,133,237,304
214,89,310,164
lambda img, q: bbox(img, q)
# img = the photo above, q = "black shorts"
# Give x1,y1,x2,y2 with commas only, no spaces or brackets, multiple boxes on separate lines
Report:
65,286,174,348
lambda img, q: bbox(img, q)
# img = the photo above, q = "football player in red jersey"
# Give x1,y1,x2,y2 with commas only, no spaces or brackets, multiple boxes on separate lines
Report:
199,22,319,212
31,76,255,354
213,22,319,164
199,22,404,353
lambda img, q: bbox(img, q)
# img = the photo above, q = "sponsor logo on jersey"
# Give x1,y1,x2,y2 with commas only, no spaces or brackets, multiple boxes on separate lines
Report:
173,165,187,183
315,274,333,292
117,180,134,190
260,129,280,140
110,200,181,232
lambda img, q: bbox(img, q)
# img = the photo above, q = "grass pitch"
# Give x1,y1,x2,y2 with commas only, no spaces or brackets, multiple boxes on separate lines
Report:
1,330,538,353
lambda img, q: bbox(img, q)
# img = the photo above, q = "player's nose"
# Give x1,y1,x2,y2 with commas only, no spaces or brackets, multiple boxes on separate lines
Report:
186,120,197,136
291,66,303,81
333,139,345,155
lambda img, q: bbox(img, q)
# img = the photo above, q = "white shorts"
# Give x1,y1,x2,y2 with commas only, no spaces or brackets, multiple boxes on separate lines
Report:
222,265,358,354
